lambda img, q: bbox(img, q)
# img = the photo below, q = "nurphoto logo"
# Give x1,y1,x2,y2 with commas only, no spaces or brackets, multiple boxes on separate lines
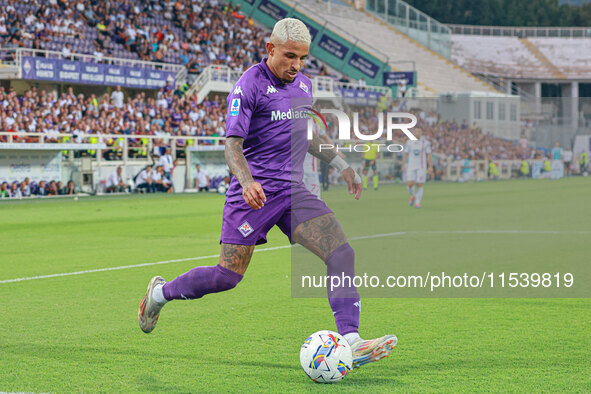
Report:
306,108,418,153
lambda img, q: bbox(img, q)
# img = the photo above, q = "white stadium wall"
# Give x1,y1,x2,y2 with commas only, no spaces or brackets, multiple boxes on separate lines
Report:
438,92,521,139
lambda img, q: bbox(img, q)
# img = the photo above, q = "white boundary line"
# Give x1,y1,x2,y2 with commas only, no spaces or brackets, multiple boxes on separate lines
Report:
0,230,588,285
0,246,290,284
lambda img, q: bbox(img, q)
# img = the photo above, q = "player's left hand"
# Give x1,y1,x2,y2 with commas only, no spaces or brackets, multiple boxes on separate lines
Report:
428,167,434,178
342,167,362,200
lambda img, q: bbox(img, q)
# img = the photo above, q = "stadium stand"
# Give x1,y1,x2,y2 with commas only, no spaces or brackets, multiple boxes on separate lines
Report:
528,37,591,79
451,35,551,79
0,85,228,149
451,34,591,80
0,0,586,197
1,81,527,161
289,0,498,94
0,0,326,79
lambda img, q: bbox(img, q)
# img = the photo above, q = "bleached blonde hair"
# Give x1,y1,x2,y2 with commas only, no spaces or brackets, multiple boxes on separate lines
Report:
270,18,311,46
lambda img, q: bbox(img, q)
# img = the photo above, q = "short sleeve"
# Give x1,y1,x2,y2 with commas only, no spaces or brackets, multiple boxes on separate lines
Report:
425,141,432,154
225,80,255,139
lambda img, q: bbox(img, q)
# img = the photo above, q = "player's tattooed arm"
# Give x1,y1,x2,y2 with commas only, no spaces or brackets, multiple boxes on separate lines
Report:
225,136,266,209
225,136,254,187
307,132,337,163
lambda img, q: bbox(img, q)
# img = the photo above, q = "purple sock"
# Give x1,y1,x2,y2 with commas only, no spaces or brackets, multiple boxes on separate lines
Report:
325,243,360,335
162,264,243,301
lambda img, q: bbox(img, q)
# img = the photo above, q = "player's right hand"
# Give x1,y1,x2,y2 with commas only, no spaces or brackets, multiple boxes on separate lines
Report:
342,168,362,200
242,181,266,210
401,165,406,173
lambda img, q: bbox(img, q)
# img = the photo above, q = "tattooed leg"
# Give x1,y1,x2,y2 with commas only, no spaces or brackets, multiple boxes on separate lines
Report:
218,243,254,275
293,213,360,335
293,213,347,260
161,243,250,300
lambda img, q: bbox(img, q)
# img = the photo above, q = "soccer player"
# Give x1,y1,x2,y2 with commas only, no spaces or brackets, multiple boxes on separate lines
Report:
303,153,320,198
402,128,433,208
563,146,573,176
550,142,563,179
302,118,327,198
580,150,589,174
138,18,396,369
362,142,380,190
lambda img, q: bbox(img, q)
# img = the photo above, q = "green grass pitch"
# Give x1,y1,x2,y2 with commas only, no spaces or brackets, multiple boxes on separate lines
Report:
1,178,590,392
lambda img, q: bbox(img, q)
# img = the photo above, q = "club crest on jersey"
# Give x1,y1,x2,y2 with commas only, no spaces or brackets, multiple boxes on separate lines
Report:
299,81,309,93
233,86,243,96
230,98,240,116
238,221,254,237
266,85,278,94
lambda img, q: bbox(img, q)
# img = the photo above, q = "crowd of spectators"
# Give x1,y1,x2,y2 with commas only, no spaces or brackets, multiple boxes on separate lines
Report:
0,177,75,198
0,0,326,78
0,83,543,163
334,103,533,161
413,112,528,161
0,85,227,152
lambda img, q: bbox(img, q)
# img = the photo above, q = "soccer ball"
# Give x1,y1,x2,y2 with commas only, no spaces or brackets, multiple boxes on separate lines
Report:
217,185,226,195
300,330,353,383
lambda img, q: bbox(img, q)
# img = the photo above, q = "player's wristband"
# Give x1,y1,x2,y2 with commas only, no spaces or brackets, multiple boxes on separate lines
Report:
329,156,362,184
353,173,362,184
329,156,350,172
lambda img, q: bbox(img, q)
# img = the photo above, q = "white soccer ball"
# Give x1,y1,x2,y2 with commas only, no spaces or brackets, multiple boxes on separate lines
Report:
300,330,353,383
217,185,226,195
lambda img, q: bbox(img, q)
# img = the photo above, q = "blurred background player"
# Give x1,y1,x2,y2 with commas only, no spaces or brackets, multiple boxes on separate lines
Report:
551,142,564,179
303,114,331,198
520,158,530,178
488,159,499,180
303,125,321,198
402,128,433,208
563,146,573,176
362,142,380,190
579,151,589,175
460,154,472,182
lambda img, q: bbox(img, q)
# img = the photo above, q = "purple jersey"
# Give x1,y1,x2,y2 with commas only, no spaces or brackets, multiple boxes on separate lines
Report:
225,58,313,202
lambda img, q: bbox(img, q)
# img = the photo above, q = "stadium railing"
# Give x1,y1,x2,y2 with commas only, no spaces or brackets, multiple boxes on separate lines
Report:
364,0,452,58
312,76,393,96
0,132,223,165
444,159,536,181
1,132,565,187
447,24,591,38
187,64,396,102
285,0,393,66
185,64,243,101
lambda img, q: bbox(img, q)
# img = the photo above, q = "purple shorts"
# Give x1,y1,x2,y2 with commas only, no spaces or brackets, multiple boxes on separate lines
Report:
220,184,332,245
